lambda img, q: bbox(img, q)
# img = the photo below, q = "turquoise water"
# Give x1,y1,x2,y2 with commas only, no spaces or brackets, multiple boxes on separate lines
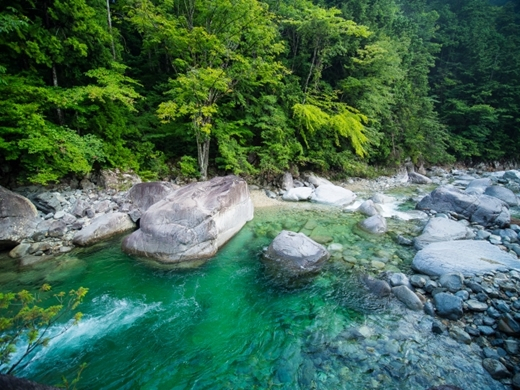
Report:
0,205,419,389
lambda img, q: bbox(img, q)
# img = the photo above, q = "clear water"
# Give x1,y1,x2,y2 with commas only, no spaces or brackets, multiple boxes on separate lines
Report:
0,204,422,389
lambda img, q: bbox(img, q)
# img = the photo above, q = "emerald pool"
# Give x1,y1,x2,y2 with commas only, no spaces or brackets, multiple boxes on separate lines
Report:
0,204,432,389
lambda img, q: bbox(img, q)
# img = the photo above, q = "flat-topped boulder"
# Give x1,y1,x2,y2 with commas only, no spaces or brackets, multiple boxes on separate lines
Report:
282,187,313,202
122,175,253,263
414,217,472,250
412,240,520,276
416,185,510,227
263,230,330,276
310,185,356,206
73,212,136,246
0,186,38,248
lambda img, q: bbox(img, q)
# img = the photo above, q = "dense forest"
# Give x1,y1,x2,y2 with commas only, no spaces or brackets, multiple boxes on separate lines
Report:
0,0,519,184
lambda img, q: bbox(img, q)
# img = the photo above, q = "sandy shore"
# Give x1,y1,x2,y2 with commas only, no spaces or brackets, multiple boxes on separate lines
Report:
249,189,284,209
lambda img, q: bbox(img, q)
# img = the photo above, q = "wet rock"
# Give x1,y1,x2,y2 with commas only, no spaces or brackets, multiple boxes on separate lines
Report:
8,243,31,258
310,185,356,206
74,212,136,247
497,314,520,336
282,187,313,202
434,293,464,320
449,326,472,344
392,285,423,311
504,339,519,355
466,300,488,312
357,199,381,216
412,240,520,277
439,272,465,292
484,186,518,207
389,272,410,287
410,274,429,288
482,358,511,379
263,231,330,277
0,186,38,248
416,186,510,228
424,301,436,316
361,275,391,297
358,215,387,235
478,326,495,336
466,178,493,195
513,373,520,389
432,320,447,334
414,217,471,250
122,176,253,263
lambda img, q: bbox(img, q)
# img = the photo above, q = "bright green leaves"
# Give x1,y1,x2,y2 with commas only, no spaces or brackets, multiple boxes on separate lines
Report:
0,285,88,375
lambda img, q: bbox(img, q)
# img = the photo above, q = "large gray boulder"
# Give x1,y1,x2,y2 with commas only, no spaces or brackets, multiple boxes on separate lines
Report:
122,175,253,263
302,173,333,187
414,217,472,250
73,212,136,246
484,186,518,207
412,240,520,276
357,199,382,217
264,230,330,276
465,178,493,195
408,171,432,185
416,186,510,227
281,172,294,191
127,181,178,212
0,186,38,248
310,185,356,206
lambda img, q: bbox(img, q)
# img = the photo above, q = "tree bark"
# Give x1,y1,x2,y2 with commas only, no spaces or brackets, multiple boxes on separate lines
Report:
52,64,64,125
106,0,116,60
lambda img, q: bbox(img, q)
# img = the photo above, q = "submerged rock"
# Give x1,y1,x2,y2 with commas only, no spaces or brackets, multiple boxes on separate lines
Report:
358,215,387,235
0,186,38,248
264,230,330,276
412,240,520,276
73,212,136,246
416,186,510,227
122,175,253,263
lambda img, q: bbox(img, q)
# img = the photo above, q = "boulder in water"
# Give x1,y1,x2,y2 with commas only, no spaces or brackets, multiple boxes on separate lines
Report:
412,240,520,276
357,199,382,216
416,185,510,227
264,230,330,276
414,217,471,250
0,186,38,249
73,212,136,246
122,175,253,263
408,172,432,184
358,215,387,235
310,185,356,206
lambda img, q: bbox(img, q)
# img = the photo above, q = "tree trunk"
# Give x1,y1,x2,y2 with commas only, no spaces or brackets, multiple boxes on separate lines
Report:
197,137,210,181
52,64,64,125
106,0,116,60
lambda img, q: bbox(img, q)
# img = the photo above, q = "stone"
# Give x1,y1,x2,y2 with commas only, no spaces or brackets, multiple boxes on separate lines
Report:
389,272,410,287
513,373,520,390
434,293,464,320
449,327,472,344
504,339,519,355
413,217,471,250
265,190,277,199
424,301,436,316
416,185,510,228
484,186,518,207
412,240,520,277
482,358,511,379
281,172,294,191
465,178,493,194
310,185,356,206
0,186,38,248
361,275,391,297
0,374,61,390
498,314,520,336
94,200,111,214
357,199,381,216
263,231,330,276
408,171,432,184
439,272,465,292
466,300,488,312
504,170,520,183
358,215,387,235
392,285,423,311
122,176,253,263
478,326,495,336
127,182,178,212
80,178,96,190
282,187,313,202
432,320,447,334
74,212,136,247
8,243,31,258
30,192,63,213
97,169,141,191
302,173,333,187
410,274,428,288
48,220,67,238
371,193,395,204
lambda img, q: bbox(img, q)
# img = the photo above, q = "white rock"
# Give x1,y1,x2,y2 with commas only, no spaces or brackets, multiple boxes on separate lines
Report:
310,185,356,206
